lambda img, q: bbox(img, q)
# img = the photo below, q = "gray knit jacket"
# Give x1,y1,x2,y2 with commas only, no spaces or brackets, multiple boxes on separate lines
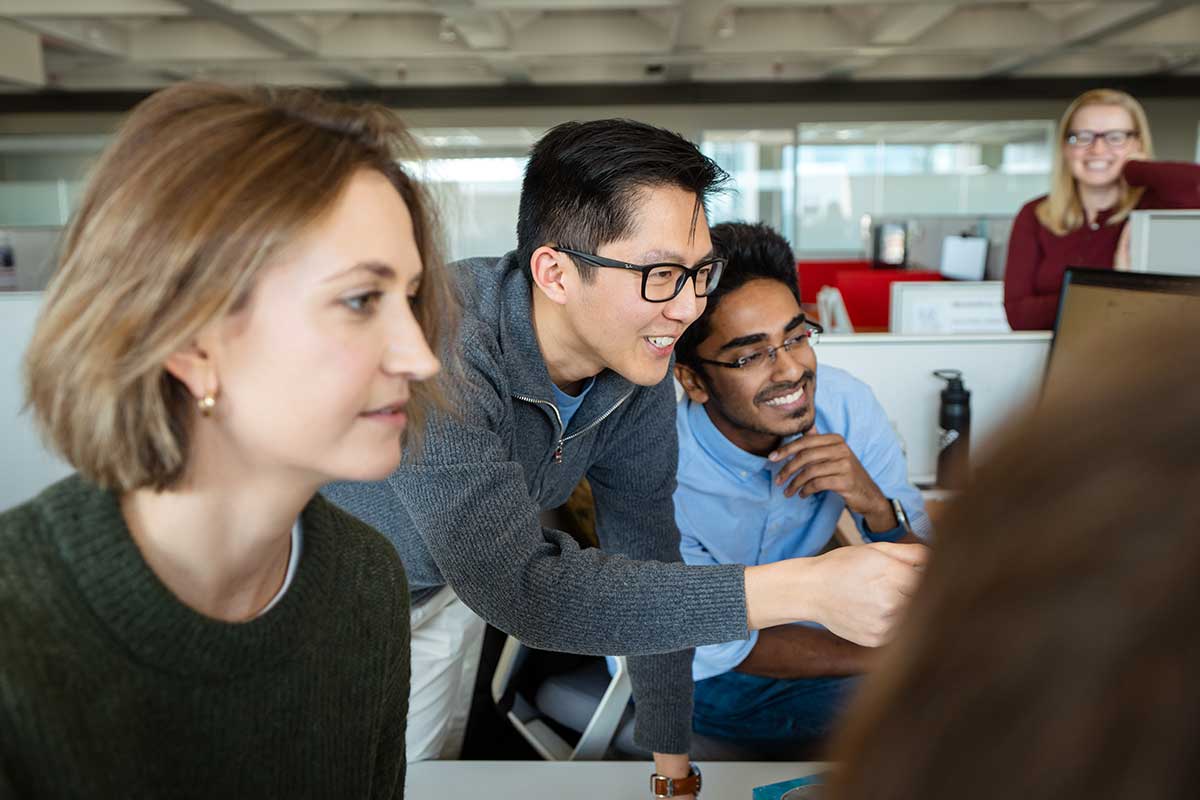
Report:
323,251,748,753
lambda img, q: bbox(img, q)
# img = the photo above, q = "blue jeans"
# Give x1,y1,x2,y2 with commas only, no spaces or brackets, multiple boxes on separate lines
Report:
693,670,859,744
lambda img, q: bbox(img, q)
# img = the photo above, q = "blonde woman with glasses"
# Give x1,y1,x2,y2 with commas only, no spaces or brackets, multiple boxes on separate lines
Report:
0,83,453,798
1003,88,1200,330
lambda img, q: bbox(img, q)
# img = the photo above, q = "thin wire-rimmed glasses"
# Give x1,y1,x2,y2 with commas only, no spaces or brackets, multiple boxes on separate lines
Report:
1065,129,1138,148
698,320,824,370
555,247,726,303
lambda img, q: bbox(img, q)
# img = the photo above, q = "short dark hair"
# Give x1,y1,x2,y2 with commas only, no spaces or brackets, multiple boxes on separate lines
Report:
516,119,728,282
675,221,799,367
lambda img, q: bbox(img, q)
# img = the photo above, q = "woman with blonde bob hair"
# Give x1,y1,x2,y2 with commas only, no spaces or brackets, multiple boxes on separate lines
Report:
1003,88,1200,329
0,82,455,798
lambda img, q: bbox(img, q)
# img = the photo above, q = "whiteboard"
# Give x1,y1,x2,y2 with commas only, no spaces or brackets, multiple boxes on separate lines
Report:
890,281,1011,335
1,293,71,511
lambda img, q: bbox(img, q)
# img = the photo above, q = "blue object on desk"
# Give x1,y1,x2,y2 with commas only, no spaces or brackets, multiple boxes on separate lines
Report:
752,773,826,799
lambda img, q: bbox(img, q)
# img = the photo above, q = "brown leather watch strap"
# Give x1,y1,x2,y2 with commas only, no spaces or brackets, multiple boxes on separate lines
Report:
650,764,702,797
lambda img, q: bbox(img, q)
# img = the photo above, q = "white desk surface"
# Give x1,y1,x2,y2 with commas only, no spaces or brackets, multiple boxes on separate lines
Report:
406,760,828,799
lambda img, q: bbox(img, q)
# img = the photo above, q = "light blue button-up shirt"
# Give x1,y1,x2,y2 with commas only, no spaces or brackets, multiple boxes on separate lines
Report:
676,363,931,681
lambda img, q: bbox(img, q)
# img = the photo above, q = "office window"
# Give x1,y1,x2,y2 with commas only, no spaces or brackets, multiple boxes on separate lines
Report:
0,135,104,227
0,129,541,287
701,130,796,245
409,127,541,261
796,121,1054,254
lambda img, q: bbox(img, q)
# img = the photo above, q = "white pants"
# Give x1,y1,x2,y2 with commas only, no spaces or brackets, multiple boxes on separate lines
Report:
406,585,486,762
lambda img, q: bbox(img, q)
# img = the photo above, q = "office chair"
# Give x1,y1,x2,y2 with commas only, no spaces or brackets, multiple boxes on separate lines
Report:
490,635,770,761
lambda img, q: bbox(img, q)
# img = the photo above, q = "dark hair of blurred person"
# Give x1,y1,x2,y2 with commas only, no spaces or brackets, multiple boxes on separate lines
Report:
828,313,1200,800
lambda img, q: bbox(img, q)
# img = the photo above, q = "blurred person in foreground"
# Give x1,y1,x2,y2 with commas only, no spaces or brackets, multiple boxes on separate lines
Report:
828,310,1200,800
0,83,452,798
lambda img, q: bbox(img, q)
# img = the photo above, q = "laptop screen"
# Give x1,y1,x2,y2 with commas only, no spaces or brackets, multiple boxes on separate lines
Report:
1044,269,1200,401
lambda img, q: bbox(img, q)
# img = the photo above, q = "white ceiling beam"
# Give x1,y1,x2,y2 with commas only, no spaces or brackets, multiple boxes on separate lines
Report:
480,53,531,83
693,59,827,82
230,0,429,10
172,0,317,57
296,13,350,35
500,10,542,33
130,20,289,60
735,0,1161,6
509,11,668,55
8,18,130,58
831,5,883,37
246,14,319,52
869,5,957,46
321,16,469,58
916,7,1060,50
1163,52,1200,73
0,18,44,86
854,53,995,80
671,0,726,51
1017,50,1166,77
0,0,185,15
1028,3,1092,24
706,9,865,53
1060,1,1164,42
1104,3,1200,46
818,54,884,80
476,0,675,9
171,0,379,84
986,1,1188,76
443,10,510,50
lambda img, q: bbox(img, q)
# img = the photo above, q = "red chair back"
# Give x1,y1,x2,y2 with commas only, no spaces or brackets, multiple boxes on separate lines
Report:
795,260,870,306
835,269,943,331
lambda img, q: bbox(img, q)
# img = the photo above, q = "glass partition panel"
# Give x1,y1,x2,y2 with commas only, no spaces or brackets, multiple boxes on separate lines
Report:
797,121,1053,255
410,127,541,261
702,129,796,245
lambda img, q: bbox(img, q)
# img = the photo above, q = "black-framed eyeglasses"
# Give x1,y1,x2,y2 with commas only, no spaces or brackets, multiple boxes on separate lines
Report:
698,321,824,370
555,247,726,303
1065,129,1138,148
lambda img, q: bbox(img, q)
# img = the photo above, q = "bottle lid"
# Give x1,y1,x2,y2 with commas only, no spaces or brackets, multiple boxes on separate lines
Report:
933,368,970,401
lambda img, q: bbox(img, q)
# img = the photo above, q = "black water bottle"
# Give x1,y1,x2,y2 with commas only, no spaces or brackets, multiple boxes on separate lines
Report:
934,369,971,490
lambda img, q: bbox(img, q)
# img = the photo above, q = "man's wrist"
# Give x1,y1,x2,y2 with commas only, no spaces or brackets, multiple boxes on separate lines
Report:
861,493,897,534
652,752,691,778
650,759,701,797
746,561,816,630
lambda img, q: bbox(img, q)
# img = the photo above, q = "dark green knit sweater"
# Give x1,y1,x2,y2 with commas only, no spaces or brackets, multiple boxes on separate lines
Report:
0,475,410,799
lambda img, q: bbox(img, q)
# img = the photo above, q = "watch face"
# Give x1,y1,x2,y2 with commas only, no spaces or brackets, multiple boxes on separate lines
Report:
781,787,823,800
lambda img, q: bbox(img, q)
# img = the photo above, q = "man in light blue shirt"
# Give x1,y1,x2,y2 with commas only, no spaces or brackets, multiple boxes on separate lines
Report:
673,222,931,750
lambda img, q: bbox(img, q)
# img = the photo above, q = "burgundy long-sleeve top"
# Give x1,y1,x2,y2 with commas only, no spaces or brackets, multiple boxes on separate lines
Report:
1003,159,1200,330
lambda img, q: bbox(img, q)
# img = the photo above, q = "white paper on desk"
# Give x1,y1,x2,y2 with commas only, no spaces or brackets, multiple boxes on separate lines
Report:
940,235,988,281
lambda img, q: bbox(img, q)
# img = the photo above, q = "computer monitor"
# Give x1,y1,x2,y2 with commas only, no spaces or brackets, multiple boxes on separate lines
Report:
1044,268,1200,400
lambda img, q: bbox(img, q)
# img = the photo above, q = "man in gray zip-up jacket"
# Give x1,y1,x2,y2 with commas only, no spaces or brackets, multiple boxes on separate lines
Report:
325,119,927,791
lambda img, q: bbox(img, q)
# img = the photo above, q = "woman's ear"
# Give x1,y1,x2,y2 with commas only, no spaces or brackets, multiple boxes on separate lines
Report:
674,363,710,404
164,331,218,402
529,246,571,305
